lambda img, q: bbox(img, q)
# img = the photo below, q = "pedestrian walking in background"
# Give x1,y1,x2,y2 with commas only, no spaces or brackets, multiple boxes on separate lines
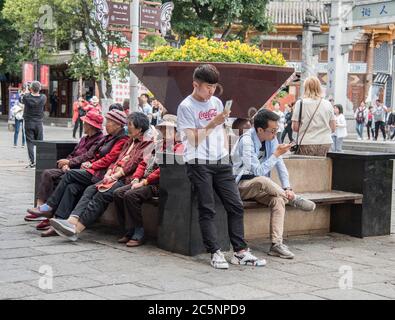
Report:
50,91,58,117
11,94,25,148
366,106,375,140
373,99,387,141
281,103,294,143
72,97,89,139
273,102,285,143
354,101,367,140
150,98,167,126
292,76,336,156
331,104,347,152
20,81,46,168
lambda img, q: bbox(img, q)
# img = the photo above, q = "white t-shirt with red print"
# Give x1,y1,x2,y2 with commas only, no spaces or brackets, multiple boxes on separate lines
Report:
177,95,228,162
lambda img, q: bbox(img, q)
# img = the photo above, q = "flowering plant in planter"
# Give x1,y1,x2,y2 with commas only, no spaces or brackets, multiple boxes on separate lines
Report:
132,37,293,118
143,37,286,66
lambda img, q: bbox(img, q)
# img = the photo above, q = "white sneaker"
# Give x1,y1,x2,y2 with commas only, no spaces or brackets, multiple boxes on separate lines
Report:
210,250,229,269
289,195,316,211
268,243,295,259
230,249,266,267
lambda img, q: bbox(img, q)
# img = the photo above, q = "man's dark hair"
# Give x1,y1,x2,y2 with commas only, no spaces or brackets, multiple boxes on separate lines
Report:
30,81,41,93
127,111,150,133
122,99,130,110
140,93,149,100
109,103,124,112
193,64,220,84
334,104,343,114
254,109,280,130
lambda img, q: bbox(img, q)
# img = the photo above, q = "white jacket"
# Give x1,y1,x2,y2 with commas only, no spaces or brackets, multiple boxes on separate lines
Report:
334,114,348,138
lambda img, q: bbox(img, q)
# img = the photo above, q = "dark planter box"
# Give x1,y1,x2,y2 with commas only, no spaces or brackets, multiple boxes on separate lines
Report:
33,140,77,205
157,153,230,256
130,61,294,118
328,151,394,237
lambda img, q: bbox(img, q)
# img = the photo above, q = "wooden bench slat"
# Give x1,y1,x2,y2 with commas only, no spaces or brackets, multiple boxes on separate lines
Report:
243,190,363,209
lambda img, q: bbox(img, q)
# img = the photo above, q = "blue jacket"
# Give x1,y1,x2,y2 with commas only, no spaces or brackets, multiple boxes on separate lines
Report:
232,128,291,188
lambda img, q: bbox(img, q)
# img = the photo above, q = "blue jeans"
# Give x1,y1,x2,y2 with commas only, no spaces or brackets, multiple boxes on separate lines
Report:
14,119,26,146
331,135,344,152
355,122,364,139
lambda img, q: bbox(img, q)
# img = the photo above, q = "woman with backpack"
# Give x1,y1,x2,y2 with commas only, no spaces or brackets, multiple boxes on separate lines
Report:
354,101,367,140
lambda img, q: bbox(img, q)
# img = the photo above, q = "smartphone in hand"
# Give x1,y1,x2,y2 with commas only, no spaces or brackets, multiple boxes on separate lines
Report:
224,100,233,113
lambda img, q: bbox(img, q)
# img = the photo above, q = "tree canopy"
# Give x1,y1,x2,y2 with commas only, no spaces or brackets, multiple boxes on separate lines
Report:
166,0,272,41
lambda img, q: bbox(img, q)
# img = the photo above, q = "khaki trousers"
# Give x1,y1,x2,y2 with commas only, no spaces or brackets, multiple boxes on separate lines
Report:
238,176,288,244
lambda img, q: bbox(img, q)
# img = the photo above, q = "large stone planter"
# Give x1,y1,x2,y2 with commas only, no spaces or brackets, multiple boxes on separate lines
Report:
130,61,294,118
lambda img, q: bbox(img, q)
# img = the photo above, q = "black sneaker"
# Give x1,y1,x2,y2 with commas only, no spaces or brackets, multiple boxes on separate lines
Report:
25,163,35,169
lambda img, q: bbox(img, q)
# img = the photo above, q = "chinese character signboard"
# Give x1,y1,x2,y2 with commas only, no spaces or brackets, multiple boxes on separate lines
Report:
140,2,174,36
140,5,161,30
22,62,35,84
8,88,19,120
40,65,50,89
352,1,395,26
109,1,130,26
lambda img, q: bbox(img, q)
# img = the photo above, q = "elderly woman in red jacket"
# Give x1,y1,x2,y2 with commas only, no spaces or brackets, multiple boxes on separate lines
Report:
28,110,129,237
25,111,104,223
49,112,154,241
114,115,183,247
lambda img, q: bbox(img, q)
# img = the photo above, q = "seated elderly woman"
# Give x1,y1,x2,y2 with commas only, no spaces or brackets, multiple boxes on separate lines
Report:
114,114,183,247
24,111,104,224
49,112,154,241
27,110,129,237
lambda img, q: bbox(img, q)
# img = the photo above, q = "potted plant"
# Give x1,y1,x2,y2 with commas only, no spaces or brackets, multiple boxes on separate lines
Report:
130,37,294,118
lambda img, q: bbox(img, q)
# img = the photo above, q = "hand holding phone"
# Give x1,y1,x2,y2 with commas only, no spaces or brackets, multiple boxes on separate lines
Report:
224,100,233,114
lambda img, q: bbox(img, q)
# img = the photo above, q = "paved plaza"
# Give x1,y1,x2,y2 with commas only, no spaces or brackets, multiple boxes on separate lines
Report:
1,121,395,300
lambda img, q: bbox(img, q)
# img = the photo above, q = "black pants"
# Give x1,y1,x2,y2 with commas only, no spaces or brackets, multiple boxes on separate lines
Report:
47,169,96,219
37,169,65,202
24,121,43,164
281,126,293,143
113,184,157,236
73,117,83,138
374,121,386,140
70,180,125,227
367,121,374,139
186,163,247,254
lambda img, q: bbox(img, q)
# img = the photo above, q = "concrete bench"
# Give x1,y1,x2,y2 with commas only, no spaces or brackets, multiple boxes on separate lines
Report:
100,155,364,254
35,142,395,256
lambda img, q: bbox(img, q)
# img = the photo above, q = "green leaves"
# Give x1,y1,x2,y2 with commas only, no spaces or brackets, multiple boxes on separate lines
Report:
167,0,271,41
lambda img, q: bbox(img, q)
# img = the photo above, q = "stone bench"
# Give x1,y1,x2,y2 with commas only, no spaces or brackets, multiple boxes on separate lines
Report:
35,142,394,256
100,155,364,255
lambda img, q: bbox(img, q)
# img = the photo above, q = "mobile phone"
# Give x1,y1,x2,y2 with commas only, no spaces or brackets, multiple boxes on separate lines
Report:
224,100,233,113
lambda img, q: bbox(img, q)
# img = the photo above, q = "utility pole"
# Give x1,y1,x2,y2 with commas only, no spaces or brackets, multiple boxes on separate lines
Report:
130,0,140,111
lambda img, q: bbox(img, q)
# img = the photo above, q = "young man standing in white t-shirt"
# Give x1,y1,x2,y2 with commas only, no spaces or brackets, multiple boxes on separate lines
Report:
177,64,265,269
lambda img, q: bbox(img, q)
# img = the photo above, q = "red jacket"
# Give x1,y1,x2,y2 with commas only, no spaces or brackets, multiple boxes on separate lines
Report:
132,142,184,185
72,100,89,123
106,134,154,184
86,135,129,179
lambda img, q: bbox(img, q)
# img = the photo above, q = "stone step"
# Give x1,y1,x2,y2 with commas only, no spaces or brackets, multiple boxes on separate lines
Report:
343,139,395,153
